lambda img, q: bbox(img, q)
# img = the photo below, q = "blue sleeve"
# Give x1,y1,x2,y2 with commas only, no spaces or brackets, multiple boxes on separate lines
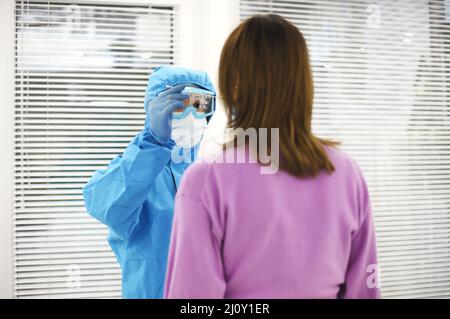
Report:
83,130,175,241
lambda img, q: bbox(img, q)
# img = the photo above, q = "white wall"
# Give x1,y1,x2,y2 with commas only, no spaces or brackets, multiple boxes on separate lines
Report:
195,0,240,157
0,0,15,299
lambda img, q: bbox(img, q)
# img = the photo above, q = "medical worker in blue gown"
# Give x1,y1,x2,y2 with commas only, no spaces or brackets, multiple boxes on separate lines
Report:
83,66,216,298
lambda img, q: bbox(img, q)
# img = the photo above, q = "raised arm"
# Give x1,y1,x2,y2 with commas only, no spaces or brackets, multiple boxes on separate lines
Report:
83,83,188,241
83,131,173,241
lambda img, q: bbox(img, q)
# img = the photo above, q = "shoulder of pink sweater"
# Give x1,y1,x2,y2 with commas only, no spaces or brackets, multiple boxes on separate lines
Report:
325,145,371,224
178,160,212,191
323,144,364,177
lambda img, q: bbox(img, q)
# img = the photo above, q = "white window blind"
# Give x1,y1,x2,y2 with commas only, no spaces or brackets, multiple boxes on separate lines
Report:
241,0,450,298
14,0,179,298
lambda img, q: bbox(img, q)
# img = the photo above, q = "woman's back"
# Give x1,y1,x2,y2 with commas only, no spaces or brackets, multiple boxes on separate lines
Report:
164,145,380,298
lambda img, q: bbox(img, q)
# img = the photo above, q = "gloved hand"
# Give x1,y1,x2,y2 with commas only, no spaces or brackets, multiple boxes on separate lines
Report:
145,84,188,145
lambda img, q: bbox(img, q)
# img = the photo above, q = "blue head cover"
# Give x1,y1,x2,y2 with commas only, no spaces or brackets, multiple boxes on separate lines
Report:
144,65,216,114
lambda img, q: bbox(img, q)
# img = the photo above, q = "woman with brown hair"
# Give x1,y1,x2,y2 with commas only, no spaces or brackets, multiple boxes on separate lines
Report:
164,14,380,299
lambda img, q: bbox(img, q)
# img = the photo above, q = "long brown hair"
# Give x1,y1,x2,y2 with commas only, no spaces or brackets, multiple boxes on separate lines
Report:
219,14,339,178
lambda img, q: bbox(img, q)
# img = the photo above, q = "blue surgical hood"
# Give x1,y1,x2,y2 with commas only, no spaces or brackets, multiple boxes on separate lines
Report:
144,65,216,113
83,65,215,298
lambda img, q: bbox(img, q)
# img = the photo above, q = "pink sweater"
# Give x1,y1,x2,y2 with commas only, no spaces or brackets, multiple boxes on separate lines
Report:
165,145,380,299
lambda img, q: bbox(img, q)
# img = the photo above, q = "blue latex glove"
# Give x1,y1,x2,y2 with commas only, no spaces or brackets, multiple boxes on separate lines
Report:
145,84,188,145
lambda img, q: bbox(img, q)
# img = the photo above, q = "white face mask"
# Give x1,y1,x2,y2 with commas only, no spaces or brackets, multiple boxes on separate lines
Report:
171,113,207,149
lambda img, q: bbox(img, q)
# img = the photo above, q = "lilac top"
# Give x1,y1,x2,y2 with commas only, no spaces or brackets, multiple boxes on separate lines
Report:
164,145,380,299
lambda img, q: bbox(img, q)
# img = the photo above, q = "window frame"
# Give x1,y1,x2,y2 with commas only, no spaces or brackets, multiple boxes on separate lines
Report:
0,0,15,299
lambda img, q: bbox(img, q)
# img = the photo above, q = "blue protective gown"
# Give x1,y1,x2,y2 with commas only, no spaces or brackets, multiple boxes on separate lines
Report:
82,66,215,298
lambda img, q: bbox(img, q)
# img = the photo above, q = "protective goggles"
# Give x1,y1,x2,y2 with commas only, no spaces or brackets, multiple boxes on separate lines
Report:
172,86,216,119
